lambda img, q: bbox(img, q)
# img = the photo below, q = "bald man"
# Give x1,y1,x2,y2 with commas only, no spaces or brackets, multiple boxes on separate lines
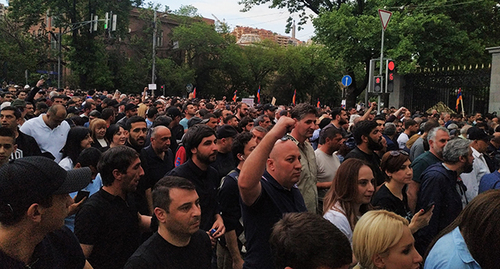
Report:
20,104,70,162
140,126,175,214
238,116,307,269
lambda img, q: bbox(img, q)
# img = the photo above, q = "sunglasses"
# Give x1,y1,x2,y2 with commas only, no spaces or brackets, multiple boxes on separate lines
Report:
389,150,409,157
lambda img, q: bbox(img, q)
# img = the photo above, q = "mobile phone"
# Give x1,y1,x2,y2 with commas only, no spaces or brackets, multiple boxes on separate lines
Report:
209,228,216,236
75,190,90,203
422,202,435,214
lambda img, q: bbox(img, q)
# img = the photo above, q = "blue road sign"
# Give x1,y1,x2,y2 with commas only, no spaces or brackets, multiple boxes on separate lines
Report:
342,75,352,87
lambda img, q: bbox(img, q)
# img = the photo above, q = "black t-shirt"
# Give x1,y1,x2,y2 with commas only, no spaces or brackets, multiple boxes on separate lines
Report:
0,226,85,269
372,184,412,221
167,159,220,231
210,151,236,186
10,131,42,160
74,188,141,269
218,169,243,248
241,171,307,269
345,147,386,186
140,145,174,190
124,230,211,269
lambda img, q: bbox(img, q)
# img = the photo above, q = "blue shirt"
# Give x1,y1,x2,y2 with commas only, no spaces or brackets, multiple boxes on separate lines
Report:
425,227,481,269
65,174,103,231
479,170,500,193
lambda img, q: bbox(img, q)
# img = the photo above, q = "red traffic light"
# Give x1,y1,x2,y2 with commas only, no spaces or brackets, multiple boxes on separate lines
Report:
388,61,395,71
375,77,381,84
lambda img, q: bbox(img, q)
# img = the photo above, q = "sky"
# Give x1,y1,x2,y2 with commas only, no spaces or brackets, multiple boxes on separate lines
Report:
0,0,316,41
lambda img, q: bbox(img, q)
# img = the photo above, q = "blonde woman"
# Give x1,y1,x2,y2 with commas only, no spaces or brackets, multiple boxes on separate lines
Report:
353,210,422,269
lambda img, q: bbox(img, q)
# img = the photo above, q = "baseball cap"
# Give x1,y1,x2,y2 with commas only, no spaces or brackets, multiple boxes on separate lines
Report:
188,117,203,128
11,99,26,108
166,107,181,118
262,104,277,111
217,124,238,139
0,157,91,217
125,103,139,111
467,127,489,142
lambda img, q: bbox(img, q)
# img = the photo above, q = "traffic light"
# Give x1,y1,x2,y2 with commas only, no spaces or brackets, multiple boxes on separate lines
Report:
104,12,109,29
386,60,395,93
373,76,383,93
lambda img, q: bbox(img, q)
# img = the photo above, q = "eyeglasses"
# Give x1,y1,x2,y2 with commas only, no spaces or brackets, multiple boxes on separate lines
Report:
389,150,409,157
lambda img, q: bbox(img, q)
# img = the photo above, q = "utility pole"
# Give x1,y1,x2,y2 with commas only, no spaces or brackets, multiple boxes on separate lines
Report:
151,10,157,98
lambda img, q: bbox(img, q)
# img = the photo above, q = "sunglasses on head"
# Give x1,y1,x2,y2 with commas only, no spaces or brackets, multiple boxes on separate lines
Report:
389,150,409,157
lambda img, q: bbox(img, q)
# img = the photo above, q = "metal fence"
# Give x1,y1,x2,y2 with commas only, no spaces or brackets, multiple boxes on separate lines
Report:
403,64,491,115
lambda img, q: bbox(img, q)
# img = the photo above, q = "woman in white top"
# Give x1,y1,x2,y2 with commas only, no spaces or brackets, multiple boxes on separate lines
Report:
59,126,93,170
323,158,375,244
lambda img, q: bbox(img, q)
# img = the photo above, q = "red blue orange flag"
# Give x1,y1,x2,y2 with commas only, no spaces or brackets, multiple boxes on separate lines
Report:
317,98,320,108
456,88,462,110
292,89,296,106
233,90,237,102
193,87,196,98
257,86,261,104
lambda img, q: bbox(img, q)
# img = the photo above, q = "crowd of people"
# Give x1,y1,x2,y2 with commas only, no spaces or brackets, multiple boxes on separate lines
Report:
1,79,500,269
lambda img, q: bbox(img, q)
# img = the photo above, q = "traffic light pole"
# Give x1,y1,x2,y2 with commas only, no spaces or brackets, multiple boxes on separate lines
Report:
378,29,384,111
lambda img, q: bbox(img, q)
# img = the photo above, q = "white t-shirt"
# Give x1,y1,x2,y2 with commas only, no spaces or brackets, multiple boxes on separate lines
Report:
397,133,410,149
324,203,353,244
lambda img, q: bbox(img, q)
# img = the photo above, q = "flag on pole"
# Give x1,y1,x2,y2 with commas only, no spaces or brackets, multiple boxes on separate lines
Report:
232,90,237,102
456,88,462,110
317,98,320,108
192,87,196,98
257,86,261,104
292,89,296,106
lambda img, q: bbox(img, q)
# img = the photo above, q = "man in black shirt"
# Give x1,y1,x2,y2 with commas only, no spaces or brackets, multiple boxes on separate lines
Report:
125,116,148,153
218,132,257,269
345,120,386,186
167,124,225,236
1,106,42,160
140,126,175,214
75,146,152,269
0,156,91,269
124,176,212,269
211,124,238,185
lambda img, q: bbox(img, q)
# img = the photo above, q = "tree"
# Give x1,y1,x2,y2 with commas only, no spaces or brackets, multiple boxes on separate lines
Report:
7,0,139,90
239,0,500,108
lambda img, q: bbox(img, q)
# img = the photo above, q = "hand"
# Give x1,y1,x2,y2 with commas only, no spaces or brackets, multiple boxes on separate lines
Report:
67,196,87,217
409,206,433,233
371,102,377,107
209,214,226,239
269,116,296,140
36,79,44,88
144,87,148,92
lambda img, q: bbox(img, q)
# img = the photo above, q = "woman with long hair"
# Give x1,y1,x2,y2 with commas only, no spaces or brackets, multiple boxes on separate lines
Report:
425,190,500,269
352,210,423,269
104,124,127,149
323,158,375,244
59,126,93,170
372,150,432,234
90,118,108,151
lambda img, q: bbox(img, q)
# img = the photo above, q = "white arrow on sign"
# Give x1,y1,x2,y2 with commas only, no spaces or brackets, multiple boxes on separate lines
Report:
378,9,392,30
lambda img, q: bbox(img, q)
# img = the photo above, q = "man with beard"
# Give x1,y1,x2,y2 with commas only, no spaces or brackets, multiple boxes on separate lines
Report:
407,127,450,212
235,103,249,122
327,107,349,139
167,124,225,236
124,177,212,269
460,127,495,202
289,103,319,213
345,120,386,186
75,146,152,269
125,116,147,153
415,138,474,255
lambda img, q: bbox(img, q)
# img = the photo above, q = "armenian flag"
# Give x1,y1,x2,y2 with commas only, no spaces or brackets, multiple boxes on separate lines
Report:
317,98,320,108
257,86,261,104
292,89,296,106
232,90,237,102
456,88,462,110
192,87,196,98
